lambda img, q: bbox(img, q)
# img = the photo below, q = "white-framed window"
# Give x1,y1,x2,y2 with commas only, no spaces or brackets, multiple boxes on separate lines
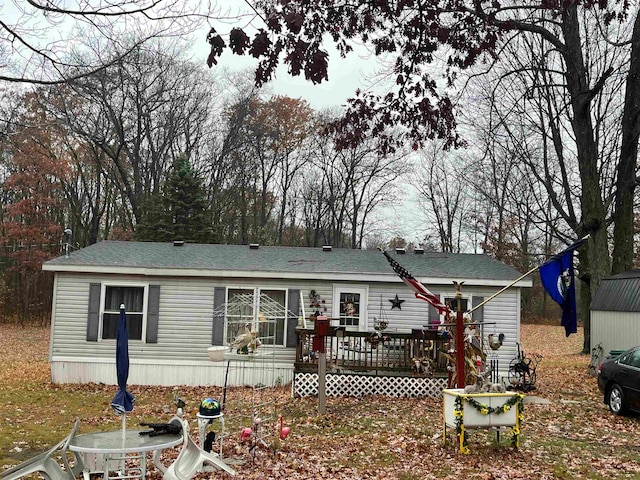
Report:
101,284,147,341
443,296,469,313
224,287,288,346
332,285,368,332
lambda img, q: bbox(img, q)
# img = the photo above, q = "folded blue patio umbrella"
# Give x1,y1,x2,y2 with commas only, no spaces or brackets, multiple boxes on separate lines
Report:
111,304,135,416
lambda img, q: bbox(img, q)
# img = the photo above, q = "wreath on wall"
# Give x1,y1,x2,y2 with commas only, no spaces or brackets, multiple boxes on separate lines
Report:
308,290,327,313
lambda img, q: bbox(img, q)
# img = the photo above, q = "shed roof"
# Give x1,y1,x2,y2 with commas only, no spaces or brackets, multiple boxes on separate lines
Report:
42,241,532,287
590,270,640,312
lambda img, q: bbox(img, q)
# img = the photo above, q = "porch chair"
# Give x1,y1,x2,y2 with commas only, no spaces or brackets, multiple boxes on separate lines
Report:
0,427,76,480
61,419,87,480
162,416,235,479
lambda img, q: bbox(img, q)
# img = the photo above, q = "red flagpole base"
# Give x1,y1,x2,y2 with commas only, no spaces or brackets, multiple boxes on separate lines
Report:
456,310,465,388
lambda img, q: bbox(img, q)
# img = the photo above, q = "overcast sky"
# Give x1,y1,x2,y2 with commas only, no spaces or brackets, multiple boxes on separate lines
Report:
208,31,425,244
203,5,427,245
1,0,426,245
208,2,385,111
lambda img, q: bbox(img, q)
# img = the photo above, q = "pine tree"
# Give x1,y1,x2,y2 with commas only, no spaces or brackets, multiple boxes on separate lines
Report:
135,192,172,242
163,155,212,243
134,155,212,243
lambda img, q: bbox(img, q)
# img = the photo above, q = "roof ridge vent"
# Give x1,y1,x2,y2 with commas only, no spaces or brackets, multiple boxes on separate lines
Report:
322,245,332,252
395,247,406,254
249,243,260,249
173,240,184,247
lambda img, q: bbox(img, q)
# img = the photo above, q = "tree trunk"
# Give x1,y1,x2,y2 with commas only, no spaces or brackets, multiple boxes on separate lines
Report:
562,6,611,353
612,11,640,275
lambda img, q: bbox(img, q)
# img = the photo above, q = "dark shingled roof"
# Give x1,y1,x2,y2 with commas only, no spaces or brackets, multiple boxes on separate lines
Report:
43,240,529,284
590,270,640,312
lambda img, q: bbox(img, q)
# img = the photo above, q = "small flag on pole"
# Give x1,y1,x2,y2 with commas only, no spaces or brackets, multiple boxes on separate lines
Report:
539,237,587,337
380,249,449,315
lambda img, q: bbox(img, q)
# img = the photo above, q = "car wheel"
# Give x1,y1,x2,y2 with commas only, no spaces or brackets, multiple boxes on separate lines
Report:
608,384,626,415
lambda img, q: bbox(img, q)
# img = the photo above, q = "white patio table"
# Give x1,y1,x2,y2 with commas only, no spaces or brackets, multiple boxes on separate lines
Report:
68,429,183,480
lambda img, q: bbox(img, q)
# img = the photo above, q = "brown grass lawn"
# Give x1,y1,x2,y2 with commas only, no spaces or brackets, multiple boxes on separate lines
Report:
1,323,639,479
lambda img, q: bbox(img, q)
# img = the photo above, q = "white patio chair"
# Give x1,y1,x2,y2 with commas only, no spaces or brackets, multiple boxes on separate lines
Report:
0,432,73,480
162,416,235,479
61,419,87,480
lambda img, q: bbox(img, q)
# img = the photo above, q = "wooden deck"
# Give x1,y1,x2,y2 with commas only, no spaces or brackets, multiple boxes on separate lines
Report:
293,326,452,377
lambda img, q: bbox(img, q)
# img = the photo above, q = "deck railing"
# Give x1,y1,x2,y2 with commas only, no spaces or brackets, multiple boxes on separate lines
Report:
294,326,451,375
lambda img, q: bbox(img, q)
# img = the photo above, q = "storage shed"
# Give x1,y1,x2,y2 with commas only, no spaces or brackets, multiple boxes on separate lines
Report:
590,270,640,355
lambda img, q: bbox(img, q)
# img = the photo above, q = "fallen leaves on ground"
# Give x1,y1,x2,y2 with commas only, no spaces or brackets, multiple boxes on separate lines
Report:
1,322,639,479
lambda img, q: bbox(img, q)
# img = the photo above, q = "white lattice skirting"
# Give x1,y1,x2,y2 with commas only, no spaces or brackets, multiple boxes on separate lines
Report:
293,372,448,398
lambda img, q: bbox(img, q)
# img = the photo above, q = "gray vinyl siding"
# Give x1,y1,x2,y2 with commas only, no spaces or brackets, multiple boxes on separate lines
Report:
480,290,520,368
366,284,433,331
590,271,640,353
364,285,518,331
51,276,93,357
50,273,339,363
299,285,333,320
50,273,217,362
364,283,520,377
153,278,216,359
50,272,523,385
592,310,640,355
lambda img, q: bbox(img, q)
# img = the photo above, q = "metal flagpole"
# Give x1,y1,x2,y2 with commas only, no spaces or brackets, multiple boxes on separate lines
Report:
469,265,540,314
469,235,590,314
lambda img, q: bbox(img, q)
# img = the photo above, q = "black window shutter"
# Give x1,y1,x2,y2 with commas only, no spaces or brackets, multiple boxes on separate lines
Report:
286,289,301,348
86,283,101,341
146,285,161,343
212,287,226,346
427,291,441,330
473,296,484,324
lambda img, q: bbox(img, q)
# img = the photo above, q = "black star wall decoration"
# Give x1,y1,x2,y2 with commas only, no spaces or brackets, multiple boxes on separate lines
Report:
389,294,404,310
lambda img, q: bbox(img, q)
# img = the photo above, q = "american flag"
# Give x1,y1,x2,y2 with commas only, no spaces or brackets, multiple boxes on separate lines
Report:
381,249,449,315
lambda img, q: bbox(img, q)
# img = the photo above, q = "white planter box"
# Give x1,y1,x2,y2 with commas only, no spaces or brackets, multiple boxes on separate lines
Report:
443,388,519,428
442,388,524,453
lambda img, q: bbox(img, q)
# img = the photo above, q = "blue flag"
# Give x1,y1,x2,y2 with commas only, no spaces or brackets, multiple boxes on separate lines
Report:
539,238,586,337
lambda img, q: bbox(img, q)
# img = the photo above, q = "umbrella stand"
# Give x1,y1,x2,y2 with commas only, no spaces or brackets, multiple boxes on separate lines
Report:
222,360,231,411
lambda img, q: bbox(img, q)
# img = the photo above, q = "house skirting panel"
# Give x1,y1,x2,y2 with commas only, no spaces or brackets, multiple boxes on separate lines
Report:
293,372,448,398
50,357,294,387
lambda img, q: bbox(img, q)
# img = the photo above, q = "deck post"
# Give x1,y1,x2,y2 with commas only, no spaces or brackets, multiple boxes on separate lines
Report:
455,286,465,388
318,351,326,414
314,316,329,414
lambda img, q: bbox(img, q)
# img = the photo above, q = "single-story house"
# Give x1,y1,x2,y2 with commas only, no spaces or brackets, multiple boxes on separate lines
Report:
591,270,640,355
42,241,532,389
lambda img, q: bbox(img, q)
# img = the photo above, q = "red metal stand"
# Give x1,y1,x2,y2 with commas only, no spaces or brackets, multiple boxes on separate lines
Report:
455,309,465,388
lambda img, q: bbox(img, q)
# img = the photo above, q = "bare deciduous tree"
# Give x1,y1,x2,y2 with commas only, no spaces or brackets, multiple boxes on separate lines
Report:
1,1,222,84
49,40,215,230
413,143,468,253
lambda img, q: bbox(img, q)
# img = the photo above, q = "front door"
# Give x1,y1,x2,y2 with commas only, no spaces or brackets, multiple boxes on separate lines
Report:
332,285,368,332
